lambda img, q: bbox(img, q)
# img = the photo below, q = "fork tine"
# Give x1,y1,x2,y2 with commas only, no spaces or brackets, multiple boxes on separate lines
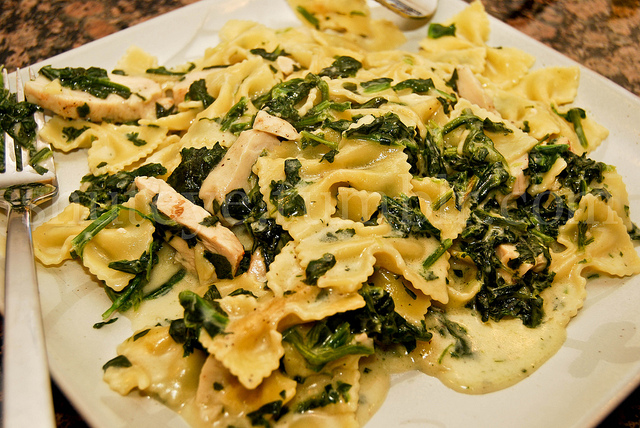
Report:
30,68,46,134
28,68,55,176
15,68,24,102
1,68,7,174
2,68,27,172
13,69,25,171
0,68,22,174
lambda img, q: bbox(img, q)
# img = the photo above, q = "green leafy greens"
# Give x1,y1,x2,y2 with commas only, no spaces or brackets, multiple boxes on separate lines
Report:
39,65,132,99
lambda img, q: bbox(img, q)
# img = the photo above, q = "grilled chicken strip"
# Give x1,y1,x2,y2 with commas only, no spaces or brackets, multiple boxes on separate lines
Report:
135,176,245,273
25,73,162,122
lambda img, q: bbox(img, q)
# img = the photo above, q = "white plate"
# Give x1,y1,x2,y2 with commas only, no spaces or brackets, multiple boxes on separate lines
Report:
21,0,640,427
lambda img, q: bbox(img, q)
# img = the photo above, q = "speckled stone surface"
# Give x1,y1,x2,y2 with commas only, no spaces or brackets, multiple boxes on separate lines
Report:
1,1,639,427
0,0,201,72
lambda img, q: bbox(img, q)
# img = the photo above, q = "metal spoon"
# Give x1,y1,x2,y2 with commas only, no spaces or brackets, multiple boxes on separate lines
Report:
375,0,438,19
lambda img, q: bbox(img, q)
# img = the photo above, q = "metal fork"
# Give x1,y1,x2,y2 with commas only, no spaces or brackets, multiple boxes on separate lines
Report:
375,0,438,19
1,68,57,427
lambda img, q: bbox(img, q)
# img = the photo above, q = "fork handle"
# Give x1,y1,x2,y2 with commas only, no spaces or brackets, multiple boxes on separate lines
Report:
3,205,56,428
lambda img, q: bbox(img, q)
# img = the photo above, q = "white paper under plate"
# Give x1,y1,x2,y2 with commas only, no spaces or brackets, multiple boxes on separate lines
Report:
15,0,640,427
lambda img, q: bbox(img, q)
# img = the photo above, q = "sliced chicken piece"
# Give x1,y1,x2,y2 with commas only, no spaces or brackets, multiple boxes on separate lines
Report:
24,73,162,122
252,110,299,140
497,244,519,267
275,56,298,76
456,66,495,111
496,243,547,281
167,236,197,273
531,253,548,273
510,153,530,198
199,129,280,213
511,252,548,277
247,249,267,283
135,176,245,272
511,171,529,198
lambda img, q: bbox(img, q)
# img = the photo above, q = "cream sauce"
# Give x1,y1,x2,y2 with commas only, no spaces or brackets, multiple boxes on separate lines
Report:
127,245,199,332
111,245,579,426
415,308,567,394
356,356,391,426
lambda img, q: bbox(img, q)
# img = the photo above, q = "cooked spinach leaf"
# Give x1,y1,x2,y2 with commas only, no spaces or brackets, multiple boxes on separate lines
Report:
360,77,393,93
166,144,226,206
525,143,569,185
102,355,132,371
62,125,89,142
296,99,351,131
40,65,131,99
270,180,306,217
179,290,229,338
334,284,433,353
428,23,456,38
557,151,607,203
184,78,214,108
204,251,234,280
0,79,40,170
28,147,52,174
101,238,163,318
250,46,288,61
247,400,288,427
353,96,388,110
552,106,589,149
221,188,253,222
143,268,187,300
71,205,126,258
126,131,147,146
218,182,291,270
146,65,190,76
93,318,118,329
156,102,177,118
393,78,436,94
461,197,559,327
219,97,248,132
283,321,374,371
423,238,453,271
296,6,320,28
403,124,446,178
250,217,292,268
405,111,513,208
303,253,337,285
69,163,166,218
318,56,362,79
257,74,327,124
378,195,441,240
343,112,419,147
299,130,339,150
169,318,203,357
295,382,352,413
269,159,306,217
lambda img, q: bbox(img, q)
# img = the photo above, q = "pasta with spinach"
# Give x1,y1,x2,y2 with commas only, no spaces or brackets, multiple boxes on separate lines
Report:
29,1,640,426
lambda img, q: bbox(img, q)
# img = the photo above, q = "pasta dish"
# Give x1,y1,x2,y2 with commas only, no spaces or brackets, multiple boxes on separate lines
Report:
18,0,640,426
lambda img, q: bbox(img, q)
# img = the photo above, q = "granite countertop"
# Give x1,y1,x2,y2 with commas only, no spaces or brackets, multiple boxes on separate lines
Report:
1,0,639,427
